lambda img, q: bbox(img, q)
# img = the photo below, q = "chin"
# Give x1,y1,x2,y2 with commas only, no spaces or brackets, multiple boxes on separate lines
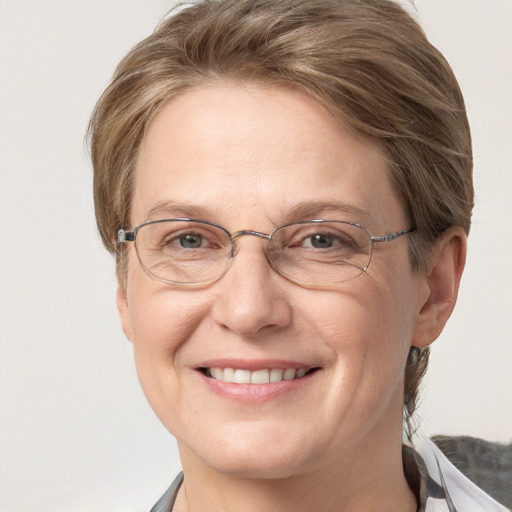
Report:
201,452,309,480
179,422,323,480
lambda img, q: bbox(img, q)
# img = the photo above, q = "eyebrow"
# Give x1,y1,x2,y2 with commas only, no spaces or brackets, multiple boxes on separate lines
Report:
146,201,214,221
280,200,371,224
144,199,372,225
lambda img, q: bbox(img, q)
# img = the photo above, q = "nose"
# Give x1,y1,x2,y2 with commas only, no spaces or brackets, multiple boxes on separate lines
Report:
210,236,293,338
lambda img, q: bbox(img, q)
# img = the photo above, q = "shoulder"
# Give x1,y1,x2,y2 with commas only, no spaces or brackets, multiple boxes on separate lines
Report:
412,437,510,512
149,472,183,512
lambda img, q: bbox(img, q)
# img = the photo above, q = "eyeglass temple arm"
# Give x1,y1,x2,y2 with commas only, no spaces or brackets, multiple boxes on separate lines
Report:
371,228,415,243
117,229,135,243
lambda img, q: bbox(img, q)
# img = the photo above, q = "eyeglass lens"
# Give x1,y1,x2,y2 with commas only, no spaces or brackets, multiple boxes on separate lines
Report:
133,220,372,286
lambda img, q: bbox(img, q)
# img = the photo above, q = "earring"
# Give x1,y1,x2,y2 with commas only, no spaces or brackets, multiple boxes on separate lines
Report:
407,346,422,366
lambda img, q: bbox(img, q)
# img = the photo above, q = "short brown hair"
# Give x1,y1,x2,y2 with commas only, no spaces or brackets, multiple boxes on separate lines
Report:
88,0,473,436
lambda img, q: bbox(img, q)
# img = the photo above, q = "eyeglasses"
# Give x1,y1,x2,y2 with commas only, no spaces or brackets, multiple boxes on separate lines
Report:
117,218,414,288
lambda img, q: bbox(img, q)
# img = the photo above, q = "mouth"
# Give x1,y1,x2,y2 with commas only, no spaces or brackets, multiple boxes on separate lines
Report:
199,366,320,384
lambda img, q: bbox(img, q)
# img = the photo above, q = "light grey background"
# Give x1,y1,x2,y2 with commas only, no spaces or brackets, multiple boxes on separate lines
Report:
0,1,510,511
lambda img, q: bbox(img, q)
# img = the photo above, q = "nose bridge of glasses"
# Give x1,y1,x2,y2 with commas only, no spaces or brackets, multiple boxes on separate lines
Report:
230,230,272,243
227,230,274,274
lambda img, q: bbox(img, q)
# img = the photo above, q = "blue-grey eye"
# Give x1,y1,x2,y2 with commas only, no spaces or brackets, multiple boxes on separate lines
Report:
300,233,338,249
308,234,334,249
178,233,204,249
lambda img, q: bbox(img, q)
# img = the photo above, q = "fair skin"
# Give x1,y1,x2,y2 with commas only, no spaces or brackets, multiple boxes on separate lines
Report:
117,83,466,512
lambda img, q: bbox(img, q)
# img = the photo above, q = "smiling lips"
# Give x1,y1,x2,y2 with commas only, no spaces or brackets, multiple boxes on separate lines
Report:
204,367,315,384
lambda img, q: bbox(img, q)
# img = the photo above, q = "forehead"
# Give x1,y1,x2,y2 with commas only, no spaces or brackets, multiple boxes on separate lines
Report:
133,83,406,230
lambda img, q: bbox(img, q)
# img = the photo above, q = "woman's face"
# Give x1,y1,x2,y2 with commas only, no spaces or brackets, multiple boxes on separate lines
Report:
118,83,430,478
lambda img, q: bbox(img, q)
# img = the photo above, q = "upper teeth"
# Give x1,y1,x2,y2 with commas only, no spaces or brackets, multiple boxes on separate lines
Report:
208,368,308,384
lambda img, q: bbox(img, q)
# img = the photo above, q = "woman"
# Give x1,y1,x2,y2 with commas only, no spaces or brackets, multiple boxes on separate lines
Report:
88,1,508,510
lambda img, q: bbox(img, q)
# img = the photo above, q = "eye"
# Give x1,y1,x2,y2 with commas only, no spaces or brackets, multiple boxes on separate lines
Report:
303,233,337,249
298,232,354,250
138,221,231,260
175,232,207,249
162,230,221,251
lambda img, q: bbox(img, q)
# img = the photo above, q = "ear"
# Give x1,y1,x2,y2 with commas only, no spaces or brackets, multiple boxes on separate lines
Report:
411,227,467,348
116,284,133,342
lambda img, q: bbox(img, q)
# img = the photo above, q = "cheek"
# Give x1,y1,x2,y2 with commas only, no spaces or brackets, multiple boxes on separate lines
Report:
301,281,416,434
125,282,214,433
305,273,418,386
309,280,415,349
124,267,207,384
124,244,207,351
127,283,209,361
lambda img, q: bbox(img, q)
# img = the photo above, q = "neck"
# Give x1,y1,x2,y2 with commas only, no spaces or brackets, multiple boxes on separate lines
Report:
174,422,417,512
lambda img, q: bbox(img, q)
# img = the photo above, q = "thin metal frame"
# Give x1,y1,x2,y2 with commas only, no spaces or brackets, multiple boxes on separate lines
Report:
117,218,414,288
